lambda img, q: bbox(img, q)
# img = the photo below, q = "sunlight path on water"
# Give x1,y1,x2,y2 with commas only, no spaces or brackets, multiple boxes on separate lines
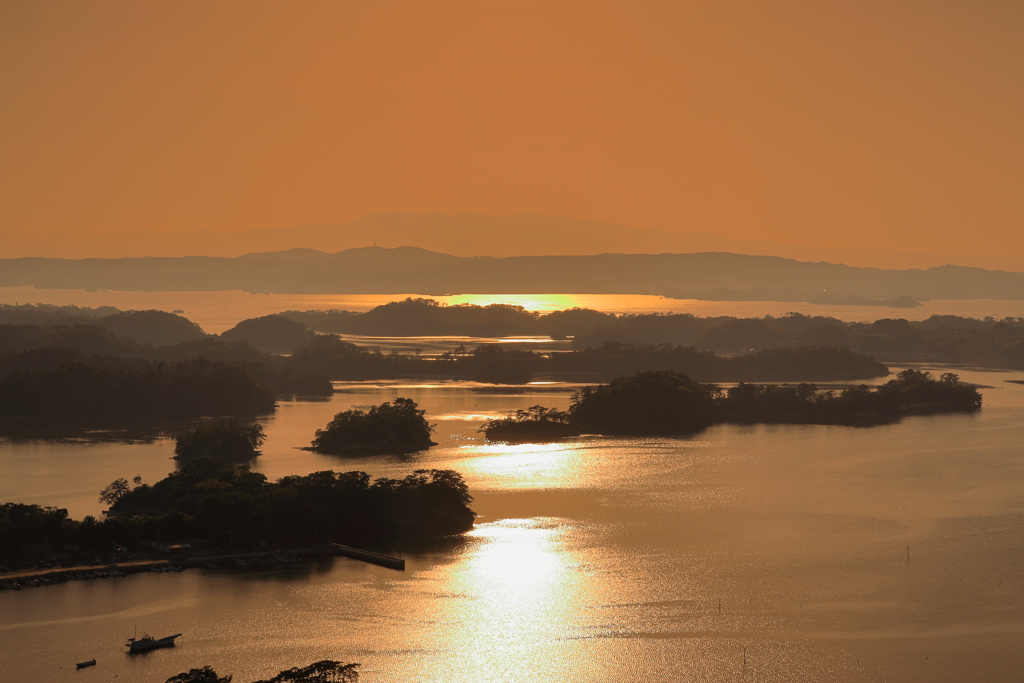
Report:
4,370,1024,681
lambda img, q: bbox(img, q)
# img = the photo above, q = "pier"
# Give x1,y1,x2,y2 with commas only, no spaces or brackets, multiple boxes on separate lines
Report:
0,543,405,590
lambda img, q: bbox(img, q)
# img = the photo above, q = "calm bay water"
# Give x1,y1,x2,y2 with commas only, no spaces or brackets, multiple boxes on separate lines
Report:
2,286,1024,333
3,367,1024,681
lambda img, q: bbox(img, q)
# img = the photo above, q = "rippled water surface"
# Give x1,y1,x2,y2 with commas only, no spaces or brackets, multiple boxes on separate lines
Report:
3,367,1024,682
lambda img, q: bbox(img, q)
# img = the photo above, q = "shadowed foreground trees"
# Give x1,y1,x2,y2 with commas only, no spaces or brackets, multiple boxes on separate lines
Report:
166,660,359,683
1,461,475,559
105,459,474,547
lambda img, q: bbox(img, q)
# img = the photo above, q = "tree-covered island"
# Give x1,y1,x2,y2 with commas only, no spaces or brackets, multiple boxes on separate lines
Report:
173,421,267,462
481,369,982,441
479,405,580,443
0,460,475,563
309,397,437,455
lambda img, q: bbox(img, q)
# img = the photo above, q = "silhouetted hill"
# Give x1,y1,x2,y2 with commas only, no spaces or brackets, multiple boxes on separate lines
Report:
6,212,1024,272
236,248,333,262
326,245,481,267
2,250,1024,300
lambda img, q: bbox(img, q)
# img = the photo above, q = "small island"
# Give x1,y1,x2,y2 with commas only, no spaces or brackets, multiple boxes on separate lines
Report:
309,397,437,455
480,405,580,442
173,420,266,462
482,369,983,441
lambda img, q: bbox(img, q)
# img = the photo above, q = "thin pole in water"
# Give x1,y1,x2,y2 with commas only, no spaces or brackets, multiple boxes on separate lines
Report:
907,544,910,567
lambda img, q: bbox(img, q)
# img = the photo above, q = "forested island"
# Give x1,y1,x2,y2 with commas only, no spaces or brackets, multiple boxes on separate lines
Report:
480,406,577,443
309,397,437,455
482,369,983,441
173,421,266,462
0,460,475,563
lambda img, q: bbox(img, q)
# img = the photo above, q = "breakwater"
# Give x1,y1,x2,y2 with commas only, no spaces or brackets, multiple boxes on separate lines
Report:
0,544,406,590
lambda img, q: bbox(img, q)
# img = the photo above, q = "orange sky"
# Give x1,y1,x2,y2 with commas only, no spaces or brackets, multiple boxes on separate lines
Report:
1,0,1022,257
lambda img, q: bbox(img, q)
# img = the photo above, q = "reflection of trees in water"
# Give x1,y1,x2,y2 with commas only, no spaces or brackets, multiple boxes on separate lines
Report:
0,423,173,444
0,414,275,448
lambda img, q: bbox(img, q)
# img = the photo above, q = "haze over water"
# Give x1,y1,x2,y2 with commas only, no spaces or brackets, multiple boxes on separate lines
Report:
4,3,1024,681
3,367,1024,682
2,287,1024,335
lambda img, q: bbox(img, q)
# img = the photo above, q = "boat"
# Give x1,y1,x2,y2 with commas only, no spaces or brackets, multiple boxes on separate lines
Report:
125,632,181,652
76,659,96,669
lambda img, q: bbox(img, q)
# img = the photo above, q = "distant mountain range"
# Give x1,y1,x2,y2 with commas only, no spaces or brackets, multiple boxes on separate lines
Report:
3,211,1024,272
3,247,1024,303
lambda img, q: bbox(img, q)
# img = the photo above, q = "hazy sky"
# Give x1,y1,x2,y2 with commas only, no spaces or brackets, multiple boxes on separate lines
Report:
1,0,1022,256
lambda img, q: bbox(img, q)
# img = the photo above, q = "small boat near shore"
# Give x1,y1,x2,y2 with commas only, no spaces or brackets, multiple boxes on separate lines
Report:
125,632,181,652
76,659,96,669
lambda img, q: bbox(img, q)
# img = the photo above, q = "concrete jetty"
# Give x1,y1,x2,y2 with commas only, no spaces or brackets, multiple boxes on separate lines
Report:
0,543,405,589
331,543,406,570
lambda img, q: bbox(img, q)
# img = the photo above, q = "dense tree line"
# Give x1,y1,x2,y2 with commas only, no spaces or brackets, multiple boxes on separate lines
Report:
310,397,436,455
1,461,475,560
571,311,1024,365
174,421,267,461
545,342,887,381
0,328,332,395
482,369,983,440
0,359,276,425
281,298,616,338
296,339,886,383
166,660,358,683
0,306,204,345
480,405,577,443
6,300,1024,368
282,299,1024,367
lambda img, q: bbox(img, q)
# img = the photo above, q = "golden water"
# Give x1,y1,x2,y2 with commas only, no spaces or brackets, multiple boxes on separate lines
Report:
3,367,1024,681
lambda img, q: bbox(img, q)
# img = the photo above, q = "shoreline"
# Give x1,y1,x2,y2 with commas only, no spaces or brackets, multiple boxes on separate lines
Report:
0,543,404,588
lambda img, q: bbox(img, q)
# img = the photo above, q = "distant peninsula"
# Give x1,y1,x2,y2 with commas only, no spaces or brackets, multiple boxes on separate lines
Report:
3,248,1024,301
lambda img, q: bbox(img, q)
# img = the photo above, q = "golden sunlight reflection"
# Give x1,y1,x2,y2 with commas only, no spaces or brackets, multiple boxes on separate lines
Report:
445,294,584,311
435,518,581,679
456,442,582,489
432,412,505,422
